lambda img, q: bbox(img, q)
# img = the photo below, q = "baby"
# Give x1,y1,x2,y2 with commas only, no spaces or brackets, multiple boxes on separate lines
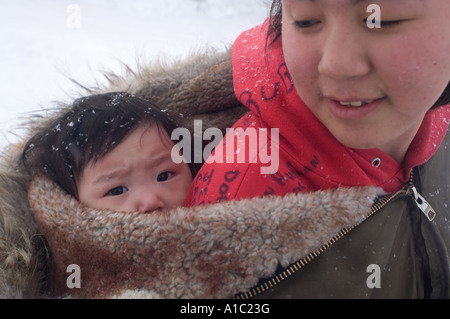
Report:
22,92,193,213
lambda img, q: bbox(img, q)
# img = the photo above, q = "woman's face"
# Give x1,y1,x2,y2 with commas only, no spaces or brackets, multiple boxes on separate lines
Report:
281,0,450,162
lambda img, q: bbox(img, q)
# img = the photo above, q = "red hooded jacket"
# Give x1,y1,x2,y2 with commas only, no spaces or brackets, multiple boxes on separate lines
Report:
185,20,450,206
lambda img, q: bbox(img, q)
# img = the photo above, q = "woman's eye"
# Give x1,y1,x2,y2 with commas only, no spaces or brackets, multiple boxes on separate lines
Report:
379,20,403,28
106,186,128,196
157,171,174,182
365,19,403,29
294,19,321,29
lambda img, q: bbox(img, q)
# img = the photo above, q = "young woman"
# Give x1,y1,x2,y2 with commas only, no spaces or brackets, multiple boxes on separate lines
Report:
186,0,450,298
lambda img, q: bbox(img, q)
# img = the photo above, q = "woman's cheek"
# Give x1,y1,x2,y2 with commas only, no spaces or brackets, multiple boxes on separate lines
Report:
283,37,318,101
383,37,447,112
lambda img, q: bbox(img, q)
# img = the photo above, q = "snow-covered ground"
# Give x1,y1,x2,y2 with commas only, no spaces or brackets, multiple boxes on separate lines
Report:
0,0,269,151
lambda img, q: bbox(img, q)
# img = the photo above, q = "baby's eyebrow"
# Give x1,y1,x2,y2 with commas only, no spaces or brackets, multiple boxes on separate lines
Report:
92,151,174,186
93,167,130,185
154,155,182,171
150,152,174,165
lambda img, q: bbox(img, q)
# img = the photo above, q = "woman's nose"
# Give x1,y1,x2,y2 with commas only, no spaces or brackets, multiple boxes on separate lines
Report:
318,28,371,80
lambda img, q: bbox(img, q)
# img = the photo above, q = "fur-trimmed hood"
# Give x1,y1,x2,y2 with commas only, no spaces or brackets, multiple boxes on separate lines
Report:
27,176,379,298
1,48,245,298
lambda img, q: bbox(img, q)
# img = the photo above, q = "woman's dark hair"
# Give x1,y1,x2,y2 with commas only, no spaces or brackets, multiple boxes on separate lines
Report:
433,84,450,109
266,0,283,48
21,92,193,199
265,0,450,109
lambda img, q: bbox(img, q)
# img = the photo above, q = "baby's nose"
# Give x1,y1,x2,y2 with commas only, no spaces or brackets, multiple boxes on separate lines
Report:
136,192,165,214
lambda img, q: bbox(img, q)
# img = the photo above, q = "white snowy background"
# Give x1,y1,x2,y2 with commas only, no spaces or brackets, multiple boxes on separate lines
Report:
0,0,269,151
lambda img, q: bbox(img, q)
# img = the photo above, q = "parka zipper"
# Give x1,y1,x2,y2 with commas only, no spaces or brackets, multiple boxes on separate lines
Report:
407,186,436,221
234,169,437,299
402,168,436,222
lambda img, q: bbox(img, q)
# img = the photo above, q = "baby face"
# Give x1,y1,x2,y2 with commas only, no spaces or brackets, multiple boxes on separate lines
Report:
77,125,193,213
281,0,450,162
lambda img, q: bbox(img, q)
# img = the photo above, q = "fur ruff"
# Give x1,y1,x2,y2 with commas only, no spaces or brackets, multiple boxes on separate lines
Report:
28,175,381,299
0,146,50,298
0,49,244,298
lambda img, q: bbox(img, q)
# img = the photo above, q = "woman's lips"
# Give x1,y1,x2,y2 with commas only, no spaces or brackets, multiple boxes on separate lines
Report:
327,97,384,121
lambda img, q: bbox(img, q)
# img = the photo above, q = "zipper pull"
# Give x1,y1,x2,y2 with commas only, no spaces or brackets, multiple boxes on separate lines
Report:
409,186,436,221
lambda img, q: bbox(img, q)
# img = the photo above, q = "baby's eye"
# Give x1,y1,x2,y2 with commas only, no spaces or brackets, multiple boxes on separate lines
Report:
157,171,174,182
106,186,128,196
294,19,321,29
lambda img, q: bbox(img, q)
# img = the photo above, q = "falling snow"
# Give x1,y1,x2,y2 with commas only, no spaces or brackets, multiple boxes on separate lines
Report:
0,0,269,151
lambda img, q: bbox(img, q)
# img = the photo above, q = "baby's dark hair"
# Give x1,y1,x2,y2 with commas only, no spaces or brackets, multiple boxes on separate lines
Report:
21,92,190,199
265,0,450,109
